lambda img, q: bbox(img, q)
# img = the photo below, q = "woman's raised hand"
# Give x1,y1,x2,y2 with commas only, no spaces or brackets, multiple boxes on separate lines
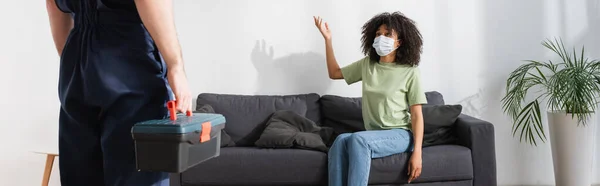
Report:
313,16,331,40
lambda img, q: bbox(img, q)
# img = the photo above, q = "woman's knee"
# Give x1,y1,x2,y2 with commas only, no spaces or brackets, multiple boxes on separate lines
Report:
334,133,352,141
330,133,353,148
347,133,368,146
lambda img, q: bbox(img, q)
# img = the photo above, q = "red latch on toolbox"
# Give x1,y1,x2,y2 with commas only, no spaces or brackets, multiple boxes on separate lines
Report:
200,122,212,143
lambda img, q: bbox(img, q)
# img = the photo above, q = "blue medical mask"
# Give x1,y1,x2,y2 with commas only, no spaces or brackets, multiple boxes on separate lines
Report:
372,36,398,56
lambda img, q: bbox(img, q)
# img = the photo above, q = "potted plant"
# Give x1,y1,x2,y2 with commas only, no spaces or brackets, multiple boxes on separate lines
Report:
501,38,599,186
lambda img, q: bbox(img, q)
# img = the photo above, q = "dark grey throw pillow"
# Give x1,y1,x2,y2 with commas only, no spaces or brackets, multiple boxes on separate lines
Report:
320,92,448,135
422,104,462,147
320,95,365,135
196,104,236,147
320,94,462,147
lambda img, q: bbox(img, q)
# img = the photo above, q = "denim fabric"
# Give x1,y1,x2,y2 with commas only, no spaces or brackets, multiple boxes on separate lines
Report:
328,129,413,186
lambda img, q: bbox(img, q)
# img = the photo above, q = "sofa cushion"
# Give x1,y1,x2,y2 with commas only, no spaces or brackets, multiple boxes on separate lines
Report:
254,110,334,152
369,145,473,184
425,91,445,105
422,105,462,147
321,91,447,134
320,94,365,135
196,93,321,146
181,147,327,186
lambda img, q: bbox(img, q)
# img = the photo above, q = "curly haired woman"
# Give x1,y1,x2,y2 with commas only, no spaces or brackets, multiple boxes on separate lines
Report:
313,12,427,186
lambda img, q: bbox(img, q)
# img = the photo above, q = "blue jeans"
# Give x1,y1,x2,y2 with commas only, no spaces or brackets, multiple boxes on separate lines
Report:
328,129,413,186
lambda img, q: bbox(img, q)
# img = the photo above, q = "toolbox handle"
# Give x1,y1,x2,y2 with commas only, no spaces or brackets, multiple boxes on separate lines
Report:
166,100,193,121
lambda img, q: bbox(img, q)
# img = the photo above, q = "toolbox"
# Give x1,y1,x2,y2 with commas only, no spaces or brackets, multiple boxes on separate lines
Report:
131,101,226,173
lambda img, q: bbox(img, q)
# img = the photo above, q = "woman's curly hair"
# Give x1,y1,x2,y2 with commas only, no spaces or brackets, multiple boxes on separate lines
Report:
361,11,423,66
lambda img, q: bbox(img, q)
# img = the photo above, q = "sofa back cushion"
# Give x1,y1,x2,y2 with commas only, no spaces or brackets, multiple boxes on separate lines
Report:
320,91,446,134
320,95,365,134
196,93,321,146
424,91,445,105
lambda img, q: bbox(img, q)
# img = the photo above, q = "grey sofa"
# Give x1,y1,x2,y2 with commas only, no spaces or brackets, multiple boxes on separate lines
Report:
169,91,497,186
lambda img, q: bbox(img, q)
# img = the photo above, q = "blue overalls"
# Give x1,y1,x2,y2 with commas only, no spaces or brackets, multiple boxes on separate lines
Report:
54,0,172,185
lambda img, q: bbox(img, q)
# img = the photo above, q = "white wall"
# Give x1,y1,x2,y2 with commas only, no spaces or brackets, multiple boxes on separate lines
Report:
1,0,599,185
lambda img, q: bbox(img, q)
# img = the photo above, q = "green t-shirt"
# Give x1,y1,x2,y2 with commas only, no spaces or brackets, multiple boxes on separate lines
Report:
341,57,428,130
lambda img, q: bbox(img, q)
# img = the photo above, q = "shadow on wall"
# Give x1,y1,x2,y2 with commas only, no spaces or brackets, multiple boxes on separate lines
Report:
574,0,600,183
251,40,332,95
477,0,600,185
456,88,487,119
478,0,547,185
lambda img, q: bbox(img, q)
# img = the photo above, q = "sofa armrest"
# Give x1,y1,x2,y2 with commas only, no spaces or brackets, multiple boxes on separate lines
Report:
453,114,497,186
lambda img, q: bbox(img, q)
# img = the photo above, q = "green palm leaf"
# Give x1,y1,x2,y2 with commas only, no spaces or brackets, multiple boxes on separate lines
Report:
501,38,600,145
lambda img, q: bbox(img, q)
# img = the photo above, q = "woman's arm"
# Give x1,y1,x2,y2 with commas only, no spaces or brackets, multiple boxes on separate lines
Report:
410,104,424,152
135,0,193,113
324,39,343,79
313,16,343,80
408,104,424,183
46,0,73,56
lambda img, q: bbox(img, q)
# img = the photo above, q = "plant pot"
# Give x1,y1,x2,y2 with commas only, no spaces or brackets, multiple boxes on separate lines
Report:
547,111,597,186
